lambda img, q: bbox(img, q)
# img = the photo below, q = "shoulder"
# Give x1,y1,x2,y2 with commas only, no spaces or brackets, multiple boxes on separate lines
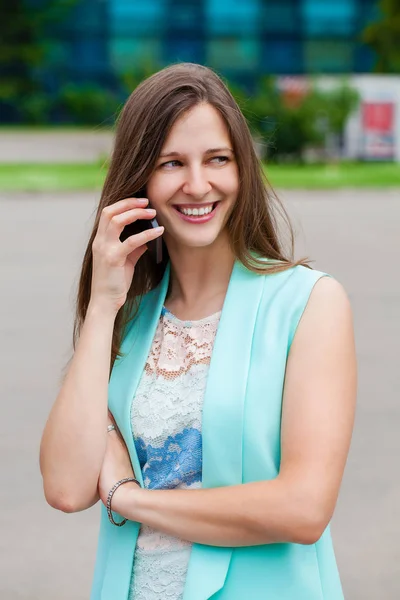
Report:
302,273,352,324
255,263,334,306
291,273,354,355
255,263,353,348
255,262,328,287
265,263,348,308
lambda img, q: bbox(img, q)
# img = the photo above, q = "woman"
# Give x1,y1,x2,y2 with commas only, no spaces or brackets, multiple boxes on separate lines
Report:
40,63,357,600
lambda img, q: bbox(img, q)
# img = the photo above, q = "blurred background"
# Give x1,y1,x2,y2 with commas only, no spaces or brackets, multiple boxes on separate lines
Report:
0,1,399,599
1,0,400,168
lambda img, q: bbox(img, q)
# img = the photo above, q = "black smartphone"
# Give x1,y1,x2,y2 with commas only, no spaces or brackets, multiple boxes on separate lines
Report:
119,190,163,264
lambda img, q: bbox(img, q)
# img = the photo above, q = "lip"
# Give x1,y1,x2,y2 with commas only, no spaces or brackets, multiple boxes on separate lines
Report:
173,202,220,224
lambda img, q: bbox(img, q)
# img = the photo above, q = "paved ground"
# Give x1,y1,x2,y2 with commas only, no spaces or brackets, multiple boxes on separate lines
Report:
0,130,113,163
0,188,399,599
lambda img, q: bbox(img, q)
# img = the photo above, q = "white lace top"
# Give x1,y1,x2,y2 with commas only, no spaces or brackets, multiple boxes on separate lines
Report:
128,305,221,600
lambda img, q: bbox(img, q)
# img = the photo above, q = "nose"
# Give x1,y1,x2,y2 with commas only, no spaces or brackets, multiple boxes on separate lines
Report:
182,165,212,199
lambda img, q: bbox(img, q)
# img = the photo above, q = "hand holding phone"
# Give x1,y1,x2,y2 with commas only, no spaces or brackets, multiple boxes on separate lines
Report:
119,194,163,264
91,197,164,314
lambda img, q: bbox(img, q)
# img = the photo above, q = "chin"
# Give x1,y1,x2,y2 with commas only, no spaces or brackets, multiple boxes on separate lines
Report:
180,236,221,249
168,229,225,250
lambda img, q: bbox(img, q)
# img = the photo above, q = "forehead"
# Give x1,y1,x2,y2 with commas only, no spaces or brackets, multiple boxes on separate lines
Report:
163,103,231,151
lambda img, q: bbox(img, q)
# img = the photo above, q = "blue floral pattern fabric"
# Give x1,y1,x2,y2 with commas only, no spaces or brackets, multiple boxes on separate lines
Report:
136,428,203,490
128,307,221,600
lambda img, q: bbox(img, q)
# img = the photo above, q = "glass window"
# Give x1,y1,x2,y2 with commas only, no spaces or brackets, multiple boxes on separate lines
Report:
166,2,204,32
356,0,380,29
110,38,162,72
207,39,260,71
354,43,375,72
57,0,107,35
164,37,205,64
110,0,166,34
262,0,299,33
70,38,108,73
45,42,69,68
304,40,354,72
261,40,303,74
302,0,357,36
206,0,261,34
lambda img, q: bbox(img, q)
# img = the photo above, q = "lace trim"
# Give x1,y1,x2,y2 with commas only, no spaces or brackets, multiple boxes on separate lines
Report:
162,305,222,325
145,309,221,380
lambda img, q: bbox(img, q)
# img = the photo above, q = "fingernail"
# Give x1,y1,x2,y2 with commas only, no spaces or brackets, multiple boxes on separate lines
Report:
155,226,164,232
145,208,156,212
137,198,148,204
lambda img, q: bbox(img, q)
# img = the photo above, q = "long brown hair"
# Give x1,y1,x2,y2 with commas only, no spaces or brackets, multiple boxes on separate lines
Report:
73,63,310,370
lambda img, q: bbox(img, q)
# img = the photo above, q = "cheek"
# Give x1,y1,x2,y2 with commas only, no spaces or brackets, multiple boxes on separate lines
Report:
146,175,160,202
147,174,177,206
220,167,239,199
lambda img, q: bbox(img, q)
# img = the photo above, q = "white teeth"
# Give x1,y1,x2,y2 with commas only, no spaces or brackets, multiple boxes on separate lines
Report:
179,204,214,216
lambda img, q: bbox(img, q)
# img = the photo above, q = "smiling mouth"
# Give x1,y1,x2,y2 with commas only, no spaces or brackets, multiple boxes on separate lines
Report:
174,202,218,217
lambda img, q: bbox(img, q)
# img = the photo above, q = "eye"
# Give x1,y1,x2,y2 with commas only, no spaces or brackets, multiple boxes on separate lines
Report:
209,156,229,165
160,160,182,169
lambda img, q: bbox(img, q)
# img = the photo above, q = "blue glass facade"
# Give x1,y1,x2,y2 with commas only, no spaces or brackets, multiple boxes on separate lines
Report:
58,0,378,85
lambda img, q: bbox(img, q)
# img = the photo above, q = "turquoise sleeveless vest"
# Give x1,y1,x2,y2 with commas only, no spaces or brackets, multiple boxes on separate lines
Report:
91,259,344,600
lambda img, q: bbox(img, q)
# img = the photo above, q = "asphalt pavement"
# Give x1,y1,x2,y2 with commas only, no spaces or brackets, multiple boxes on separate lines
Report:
0,187,399,599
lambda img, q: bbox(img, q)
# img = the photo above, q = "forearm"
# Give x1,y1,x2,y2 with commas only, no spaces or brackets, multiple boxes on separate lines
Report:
40,303,116,511
114,477,319,547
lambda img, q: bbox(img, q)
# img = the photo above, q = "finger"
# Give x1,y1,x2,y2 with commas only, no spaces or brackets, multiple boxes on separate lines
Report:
106,207,157,240
121,225,164,256
97,198,149,236
127,243,148,265
107,410,115,427
107,411,120,437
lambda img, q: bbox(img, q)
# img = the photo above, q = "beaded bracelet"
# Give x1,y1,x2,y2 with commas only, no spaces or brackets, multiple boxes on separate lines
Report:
106,477,141,526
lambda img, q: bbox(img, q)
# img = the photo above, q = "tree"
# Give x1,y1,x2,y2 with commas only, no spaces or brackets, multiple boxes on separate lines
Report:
0,0,77,123
362,0,400,73
231,77,359,162
232,77,323,161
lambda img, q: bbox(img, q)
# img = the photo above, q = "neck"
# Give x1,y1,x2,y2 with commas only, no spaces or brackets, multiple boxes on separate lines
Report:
165,234,235,317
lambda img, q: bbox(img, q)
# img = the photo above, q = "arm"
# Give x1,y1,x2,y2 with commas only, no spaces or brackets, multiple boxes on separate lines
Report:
39,197,162,513
111,277,357,546
39,303,116,512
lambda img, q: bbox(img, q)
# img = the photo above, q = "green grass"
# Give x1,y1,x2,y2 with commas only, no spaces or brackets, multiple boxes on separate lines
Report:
0,161,399,192
0,163,107,191
264,162,400,189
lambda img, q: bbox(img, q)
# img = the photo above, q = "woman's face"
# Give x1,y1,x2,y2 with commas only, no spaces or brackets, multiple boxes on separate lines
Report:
146,102,239,253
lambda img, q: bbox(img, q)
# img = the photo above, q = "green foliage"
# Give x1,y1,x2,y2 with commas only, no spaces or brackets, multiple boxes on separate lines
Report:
19,93,54,125
362,0,400,73
57,84,121,126
56,60,161,125
118,60,161,98
320,82,360,135
0,0,78,123
230,77,360,161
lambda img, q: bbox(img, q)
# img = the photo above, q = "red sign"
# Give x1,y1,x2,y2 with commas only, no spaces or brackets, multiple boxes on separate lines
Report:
362,101,395,159
363,102,394,133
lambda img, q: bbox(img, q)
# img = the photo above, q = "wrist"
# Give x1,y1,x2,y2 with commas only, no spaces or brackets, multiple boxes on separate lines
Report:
87,300,119,321
112,481,143,520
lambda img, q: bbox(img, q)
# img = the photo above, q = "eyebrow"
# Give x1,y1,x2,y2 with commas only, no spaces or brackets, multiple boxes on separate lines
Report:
159,147,234,158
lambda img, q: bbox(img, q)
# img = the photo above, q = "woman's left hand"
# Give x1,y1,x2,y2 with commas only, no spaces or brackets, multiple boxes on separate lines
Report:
98,411,136,506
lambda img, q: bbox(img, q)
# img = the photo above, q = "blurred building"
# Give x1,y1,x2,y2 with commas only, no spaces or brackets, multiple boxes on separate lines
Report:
62,0,379,85
8,0,399,160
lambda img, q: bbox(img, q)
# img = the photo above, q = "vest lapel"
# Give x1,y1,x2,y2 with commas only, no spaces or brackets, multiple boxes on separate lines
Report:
183,260,265,600
102,264,170,600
